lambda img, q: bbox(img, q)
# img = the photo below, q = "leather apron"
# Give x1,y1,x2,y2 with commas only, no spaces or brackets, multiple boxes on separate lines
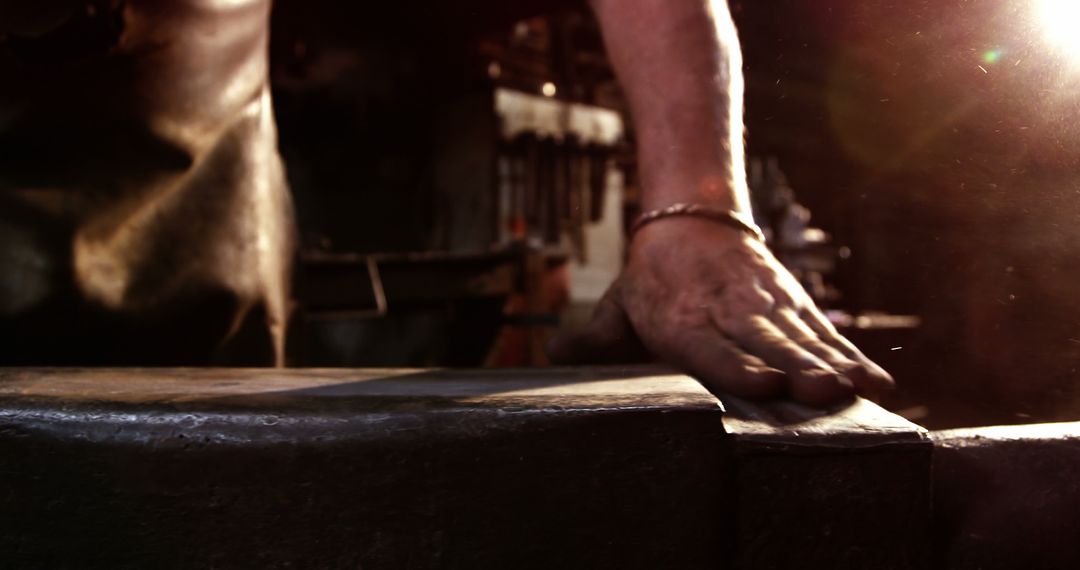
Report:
0,0,294,364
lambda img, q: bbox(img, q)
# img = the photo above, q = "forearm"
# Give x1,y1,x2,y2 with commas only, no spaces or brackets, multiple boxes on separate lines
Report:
560,1,893,406
589,0,749,214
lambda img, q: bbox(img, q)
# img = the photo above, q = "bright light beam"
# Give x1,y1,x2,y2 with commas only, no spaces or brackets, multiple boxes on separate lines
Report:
1037,0,1080,60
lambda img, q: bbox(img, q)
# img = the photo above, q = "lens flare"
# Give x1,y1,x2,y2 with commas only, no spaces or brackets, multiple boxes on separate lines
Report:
982,48,1003,65
1037,0,1080,59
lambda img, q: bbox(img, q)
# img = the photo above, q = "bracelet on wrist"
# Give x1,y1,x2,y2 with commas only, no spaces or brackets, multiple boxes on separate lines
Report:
630,203,766,242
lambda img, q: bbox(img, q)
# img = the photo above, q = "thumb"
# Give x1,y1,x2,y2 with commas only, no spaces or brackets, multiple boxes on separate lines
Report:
547,288,649,364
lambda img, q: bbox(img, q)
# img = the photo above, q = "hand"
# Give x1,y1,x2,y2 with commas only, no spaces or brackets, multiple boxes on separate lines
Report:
548,217,894,407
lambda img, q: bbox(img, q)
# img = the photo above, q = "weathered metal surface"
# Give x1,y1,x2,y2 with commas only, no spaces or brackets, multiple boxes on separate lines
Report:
0,367,732,569
724,397,933,570
932,422,1080,570
0,366,939,568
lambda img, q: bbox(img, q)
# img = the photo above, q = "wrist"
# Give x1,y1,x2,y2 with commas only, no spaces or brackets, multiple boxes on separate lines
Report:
638,175,752,214
631,202,765,244
629,216,751,261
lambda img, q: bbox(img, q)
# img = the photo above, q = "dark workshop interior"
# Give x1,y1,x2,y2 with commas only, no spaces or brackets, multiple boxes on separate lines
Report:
8,1,1080,568
3,0,1080,426
264,0,1080,428
1,0,1080,423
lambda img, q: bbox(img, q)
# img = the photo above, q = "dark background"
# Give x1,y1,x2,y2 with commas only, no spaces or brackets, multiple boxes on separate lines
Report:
267,0,1080,426
735,0,1080,424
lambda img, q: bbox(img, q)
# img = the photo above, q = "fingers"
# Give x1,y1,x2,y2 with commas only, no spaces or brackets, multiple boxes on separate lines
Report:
800,306,895,398
770,307,873,391
546,289,649,365
547,277,891,409
548,289,785,401
657,324,786,400
715,312,855,407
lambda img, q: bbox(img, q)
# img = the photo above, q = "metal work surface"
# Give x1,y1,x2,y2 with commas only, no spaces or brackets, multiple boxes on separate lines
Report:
723,397,932,569
0,366,718,411
0,367,731,569
0,367,934,569
932,422,1080,570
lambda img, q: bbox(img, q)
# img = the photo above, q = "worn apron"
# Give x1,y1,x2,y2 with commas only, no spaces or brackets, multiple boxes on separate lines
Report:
0,0,293,364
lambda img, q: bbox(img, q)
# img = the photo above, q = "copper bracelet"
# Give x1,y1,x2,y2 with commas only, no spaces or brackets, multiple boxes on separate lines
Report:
630,203,766,242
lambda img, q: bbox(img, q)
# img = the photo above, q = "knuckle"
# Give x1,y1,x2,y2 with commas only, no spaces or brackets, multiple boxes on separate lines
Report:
764,280,799,308
741,314,782,339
